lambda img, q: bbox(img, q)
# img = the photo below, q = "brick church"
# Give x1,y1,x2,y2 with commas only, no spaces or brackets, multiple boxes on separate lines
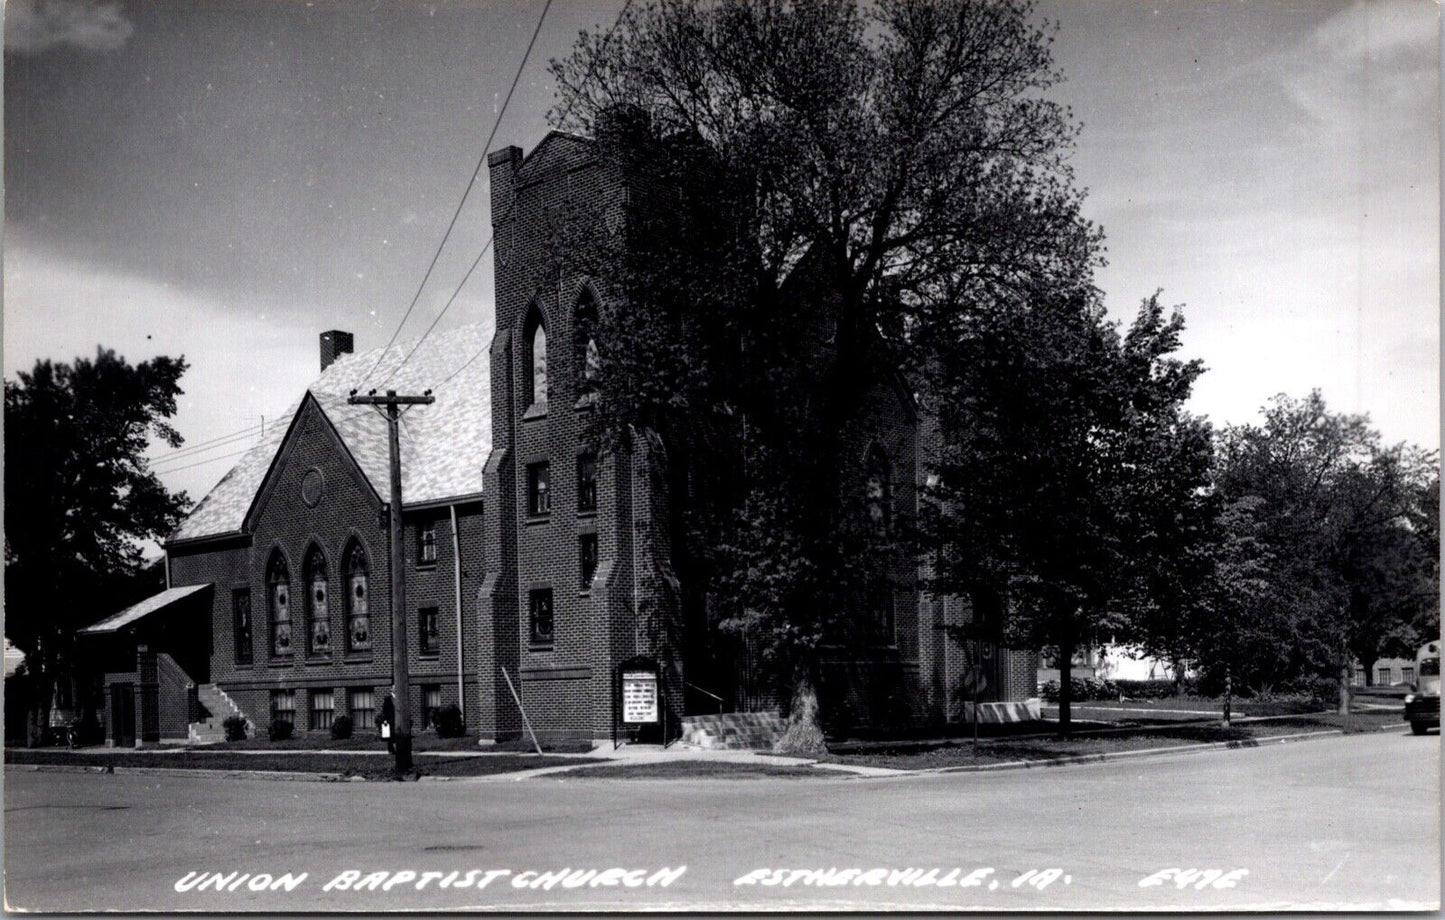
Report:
82,118,1038,747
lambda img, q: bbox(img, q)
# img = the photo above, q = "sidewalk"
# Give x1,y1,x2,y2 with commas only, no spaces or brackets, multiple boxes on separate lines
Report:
456,741,908,779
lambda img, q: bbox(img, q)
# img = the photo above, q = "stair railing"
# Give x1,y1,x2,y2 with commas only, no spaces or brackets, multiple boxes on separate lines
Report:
686,681,725,715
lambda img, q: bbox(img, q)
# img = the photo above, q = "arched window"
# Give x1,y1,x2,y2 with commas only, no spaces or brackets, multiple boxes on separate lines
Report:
266,551,293,658
524,307,547,412
303,544,330,657
575,287,600,401
864,445,891,534
344,541,371,652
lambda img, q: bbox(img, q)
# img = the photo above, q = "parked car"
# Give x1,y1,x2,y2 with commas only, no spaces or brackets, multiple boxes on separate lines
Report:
1404,655,1439,735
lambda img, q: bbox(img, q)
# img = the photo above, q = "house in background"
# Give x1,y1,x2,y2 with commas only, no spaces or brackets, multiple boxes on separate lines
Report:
1038,643,1186,688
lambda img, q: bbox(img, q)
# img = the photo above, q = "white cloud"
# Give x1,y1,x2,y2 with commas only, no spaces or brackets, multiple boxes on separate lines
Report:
1277,0,1437,137
5,0,134,54
3,236,321,503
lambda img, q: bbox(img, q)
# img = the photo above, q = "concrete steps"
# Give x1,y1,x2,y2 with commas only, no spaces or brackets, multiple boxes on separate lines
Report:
681,711,786,751
189,684,253,744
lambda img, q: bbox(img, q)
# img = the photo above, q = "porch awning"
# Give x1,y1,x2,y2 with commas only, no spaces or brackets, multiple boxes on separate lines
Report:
79,584,212,636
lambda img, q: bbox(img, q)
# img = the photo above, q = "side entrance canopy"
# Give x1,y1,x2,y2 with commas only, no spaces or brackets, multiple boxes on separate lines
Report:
80,584,212,636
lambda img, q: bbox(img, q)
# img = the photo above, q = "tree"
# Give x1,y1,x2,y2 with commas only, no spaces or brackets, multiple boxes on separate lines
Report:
1202,392,1439,708
920,291,1209,733
549,0,1103,731
4,348,190,743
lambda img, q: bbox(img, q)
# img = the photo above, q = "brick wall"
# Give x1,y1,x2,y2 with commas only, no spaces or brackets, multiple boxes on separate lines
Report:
168,397,489,736
488,125,670,741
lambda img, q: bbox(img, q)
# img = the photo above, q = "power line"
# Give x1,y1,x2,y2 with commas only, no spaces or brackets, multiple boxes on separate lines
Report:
147,425,260,464
403,0,636,394
361,0,554,392
149,445,256,475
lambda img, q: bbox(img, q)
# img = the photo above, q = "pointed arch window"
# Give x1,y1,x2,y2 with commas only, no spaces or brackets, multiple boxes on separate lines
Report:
864,444,892,535
267,551,293,658
344,541,372,653
303,545,331,657
575,287,601,404
524,307,548,413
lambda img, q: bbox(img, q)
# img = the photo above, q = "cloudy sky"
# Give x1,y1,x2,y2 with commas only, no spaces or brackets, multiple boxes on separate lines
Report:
5,0,1438,507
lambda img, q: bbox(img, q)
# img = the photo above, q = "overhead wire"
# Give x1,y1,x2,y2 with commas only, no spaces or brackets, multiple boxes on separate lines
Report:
148,445,256,476
361,0,555,393
397,0,636,395
146,423,261,464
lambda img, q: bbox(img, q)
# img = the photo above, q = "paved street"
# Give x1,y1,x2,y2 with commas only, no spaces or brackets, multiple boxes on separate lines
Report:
5,730,1438,911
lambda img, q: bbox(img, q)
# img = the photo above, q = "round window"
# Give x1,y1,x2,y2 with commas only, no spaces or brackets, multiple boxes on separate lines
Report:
301,467,325,507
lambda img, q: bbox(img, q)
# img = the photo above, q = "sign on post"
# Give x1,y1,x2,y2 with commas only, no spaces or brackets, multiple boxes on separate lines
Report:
621,668,659,724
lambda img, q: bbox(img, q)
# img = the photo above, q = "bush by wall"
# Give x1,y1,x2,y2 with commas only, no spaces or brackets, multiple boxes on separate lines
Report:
432,704,465,738
329,715,353,740
222,715,247,742
268,719,294,742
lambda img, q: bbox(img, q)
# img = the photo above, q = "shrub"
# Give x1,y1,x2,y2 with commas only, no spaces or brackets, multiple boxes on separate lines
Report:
330,715,353,740
268,719,294,742
1113,679,1178,699
222,715,248,742
1040,677,1118,703
432,703,465,738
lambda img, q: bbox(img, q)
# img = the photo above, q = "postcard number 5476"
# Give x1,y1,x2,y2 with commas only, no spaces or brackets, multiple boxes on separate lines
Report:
1138,868,1248,890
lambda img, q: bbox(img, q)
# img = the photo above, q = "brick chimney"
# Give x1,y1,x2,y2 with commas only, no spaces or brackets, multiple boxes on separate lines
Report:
319,330,354,372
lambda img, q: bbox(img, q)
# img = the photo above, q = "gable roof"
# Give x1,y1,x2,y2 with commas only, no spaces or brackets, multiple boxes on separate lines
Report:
169,323,492,544
79,584,213,635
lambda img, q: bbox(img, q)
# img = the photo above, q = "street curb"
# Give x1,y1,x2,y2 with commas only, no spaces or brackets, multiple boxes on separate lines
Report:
9,764,360,782
914,727,1381,776
8,723,1409,784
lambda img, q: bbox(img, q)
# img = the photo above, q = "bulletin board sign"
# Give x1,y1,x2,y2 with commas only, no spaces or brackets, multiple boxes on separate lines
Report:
613,656,669,749
621,668,659,724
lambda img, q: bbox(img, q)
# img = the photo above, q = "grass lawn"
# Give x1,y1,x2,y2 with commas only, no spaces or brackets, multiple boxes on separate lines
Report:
4,748,589,780
1040,696,1327,721
548,760,820,780
191,733,596,754
824,712,1405,771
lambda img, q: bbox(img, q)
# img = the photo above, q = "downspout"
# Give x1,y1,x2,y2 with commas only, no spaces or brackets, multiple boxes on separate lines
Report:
450,504,464,721
164,549,171,590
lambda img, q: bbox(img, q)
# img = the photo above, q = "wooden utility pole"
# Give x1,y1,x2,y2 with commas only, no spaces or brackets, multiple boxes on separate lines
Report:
349,388,434,775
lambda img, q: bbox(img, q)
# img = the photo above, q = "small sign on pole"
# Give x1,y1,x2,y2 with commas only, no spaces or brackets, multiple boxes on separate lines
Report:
621,668,660,725
614,656,665,748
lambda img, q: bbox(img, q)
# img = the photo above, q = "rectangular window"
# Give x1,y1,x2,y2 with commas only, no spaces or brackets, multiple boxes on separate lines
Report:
529,588,554,647
1377,667,1392,685
577,454,598,513
232,589,253,666
270,689,296,726
348,688,375,728
528,462,551,516
422,685,442,729
310,690,334,731
1402,667,1416,685
418,606,439,656
417,523,438,567
579,533,599,591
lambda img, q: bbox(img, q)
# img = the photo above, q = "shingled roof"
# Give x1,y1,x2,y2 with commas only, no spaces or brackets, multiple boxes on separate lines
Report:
169,323,492,544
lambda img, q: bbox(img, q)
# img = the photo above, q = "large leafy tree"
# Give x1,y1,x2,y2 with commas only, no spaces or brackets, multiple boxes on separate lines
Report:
549,0,1103,727
920,291,1210,733
5,349,190,740
1203,392,1439,704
